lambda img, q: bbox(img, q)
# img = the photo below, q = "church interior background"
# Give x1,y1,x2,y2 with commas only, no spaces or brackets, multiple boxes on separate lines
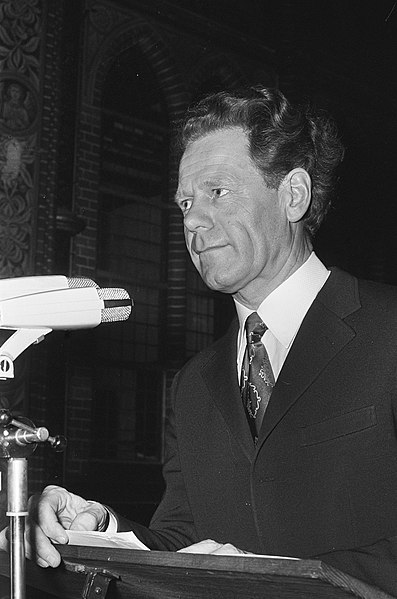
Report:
0,0,396,528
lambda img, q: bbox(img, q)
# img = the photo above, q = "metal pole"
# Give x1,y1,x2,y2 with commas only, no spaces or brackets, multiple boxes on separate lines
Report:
1,409,66,597
7,457,28,599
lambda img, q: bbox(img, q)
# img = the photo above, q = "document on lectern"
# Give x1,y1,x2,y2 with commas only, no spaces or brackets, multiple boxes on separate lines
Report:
65,531,300,560
65,529,150,550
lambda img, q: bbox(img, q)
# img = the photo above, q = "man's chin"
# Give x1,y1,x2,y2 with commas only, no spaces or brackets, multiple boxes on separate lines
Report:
201,274,238,295
194,258,240,294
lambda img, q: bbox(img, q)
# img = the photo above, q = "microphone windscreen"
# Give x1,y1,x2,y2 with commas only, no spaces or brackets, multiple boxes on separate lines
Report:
66,277,98,289
98,288,133,323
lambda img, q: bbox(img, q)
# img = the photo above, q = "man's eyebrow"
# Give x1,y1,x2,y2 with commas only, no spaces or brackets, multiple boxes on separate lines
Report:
202,178,222,187
174,191,185,203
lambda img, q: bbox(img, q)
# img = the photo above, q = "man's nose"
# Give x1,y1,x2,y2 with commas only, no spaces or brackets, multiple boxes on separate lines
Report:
183,197,213,232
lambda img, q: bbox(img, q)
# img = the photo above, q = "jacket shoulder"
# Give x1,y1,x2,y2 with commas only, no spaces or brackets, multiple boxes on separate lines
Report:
320,267,397,317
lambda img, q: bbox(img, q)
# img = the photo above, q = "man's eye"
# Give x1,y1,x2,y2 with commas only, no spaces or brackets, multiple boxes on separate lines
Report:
179,199,192,213
212,188,228,199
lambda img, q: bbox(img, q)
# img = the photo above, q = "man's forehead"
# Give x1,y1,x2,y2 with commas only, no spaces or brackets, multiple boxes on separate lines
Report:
184,126,248,154
179,127,250,176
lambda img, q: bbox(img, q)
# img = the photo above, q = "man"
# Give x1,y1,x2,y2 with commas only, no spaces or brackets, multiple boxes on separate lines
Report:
3,87,397,594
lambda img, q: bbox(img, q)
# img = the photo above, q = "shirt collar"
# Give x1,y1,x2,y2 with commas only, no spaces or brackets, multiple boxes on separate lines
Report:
234,252,330,348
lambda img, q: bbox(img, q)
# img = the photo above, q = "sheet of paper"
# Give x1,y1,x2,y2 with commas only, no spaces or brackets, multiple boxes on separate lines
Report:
236,554,300,559
65,529,150,550
177,550,300,559
64,531,299,559
177,540,300,559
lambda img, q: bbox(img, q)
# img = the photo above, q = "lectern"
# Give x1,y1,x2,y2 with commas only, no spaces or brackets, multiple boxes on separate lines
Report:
0,545,394,599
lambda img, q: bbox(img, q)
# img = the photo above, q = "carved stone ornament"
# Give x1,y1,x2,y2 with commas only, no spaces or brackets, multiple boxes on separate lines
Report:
0,0,41,277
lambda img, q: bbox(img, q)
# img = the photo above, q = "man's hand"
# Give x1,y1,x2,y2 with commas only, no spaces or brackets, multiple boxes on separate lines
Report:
4,485,108,568
178,539,254,555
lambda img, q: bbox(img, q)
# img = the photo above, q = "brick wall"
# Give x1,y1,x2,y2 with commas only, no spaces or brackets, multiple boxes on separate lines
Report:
0,0,275,498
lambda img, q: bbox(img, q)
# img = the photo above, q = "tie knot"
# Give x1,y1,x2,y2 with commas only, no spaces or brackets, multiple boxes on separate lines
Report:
245,312,267,344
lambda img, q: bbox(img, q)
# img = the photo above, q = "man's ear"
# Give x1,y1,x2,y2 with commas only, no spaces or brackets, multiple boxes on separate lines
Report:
280,169,311,223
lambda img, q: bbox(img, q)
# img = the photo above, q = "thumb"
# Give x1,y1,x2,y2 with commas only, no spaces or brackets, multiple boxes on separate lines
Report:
178,539,223,554
69,501,107,532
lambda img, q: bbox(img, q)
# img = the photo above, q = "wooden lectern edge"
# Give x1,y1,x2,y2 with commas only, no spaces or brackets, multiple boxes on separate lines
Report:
1,546,395,599
57,545,395,599
58,544,314,574
316,561,395,599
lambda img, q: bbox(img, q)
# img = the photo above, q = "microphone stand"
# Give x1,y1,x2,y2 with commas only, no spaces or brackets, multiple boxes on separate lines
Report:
0,277,131,597
0,409,67,599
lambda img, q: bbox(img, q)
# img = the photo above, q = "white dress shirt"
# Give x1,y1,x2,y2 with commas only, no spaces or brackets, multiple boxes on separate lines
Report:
235,252,330,381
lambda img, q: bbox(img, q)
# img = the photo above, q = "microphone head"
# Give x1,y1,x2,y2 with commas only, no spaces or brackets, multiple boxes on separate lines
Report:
0,276,133,328
98,288,133,323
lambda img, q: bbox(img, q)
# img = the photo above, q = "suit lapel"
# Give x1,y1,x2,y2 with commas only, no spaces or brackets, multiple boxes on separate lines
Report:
198,268,361,457
201,319,255,459
257,268,361,447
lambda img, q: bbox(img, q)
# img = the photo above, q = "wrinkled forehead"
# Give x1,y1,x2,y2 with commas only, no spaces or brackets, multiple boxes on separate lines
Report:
178,127,251,183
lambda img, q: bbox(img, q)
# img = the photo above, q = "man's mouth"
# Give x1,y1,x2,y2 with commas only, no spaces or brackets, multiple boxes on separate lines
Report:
193,241,227,255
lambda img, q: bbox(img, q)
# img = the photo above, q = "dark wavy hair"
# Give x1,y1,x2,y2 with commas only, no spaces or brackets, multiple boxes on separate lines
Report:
179,87,345,236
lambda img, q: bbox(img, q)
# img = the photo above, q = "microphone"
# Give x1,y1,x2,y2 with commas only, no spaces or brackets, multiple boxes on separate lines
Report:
0,275,132,329
0,276,133,378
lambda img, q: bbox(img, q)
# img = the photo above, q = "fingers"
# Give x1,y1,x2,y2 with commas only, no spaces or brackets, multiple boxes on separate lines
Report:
70,501,108,532
26,488,71,567
178,539,224,554
34,486,105,535
29,488,68,544
21,485,108,568
25,521,62,568
1,521,62,568
210,543,251,555
178,539,251,555
26,485,102,568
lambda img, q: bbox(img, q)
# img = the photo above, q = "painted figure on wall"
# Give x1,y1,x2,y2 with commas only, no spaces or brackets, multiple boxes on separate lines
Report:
0,81,34,132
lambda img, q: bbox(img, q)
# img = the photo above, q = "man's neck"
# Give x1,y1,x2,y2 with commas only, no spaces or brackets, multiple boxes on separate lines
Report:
233,243,312,309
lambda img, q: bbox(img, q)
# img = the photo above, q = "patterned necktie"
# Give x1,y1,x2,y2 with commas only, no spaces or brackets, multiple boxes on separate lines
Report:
240,312,275,441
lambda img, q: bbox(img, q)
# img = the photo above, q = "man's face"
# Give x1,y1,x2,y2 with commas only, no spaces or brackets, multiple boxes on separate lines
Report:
175,127,293,304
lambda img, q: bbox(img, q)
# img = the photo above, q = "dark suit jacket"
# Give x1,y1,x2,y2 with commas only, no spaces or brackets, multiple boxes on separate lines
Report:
120,268,397,595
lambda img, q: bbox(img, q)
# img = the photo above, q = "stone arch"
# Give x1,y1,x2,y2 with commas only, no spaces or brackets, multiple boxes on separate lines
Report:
73,12,191,364
84,15,189,119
